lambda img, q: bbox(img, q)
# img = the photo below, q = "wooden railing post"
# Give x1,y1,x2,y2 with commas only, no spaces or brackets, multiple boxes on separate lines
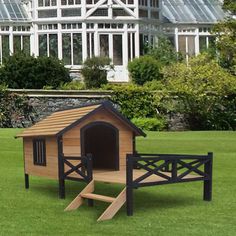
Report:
126,154,134,216
57,136,65,199
203,152,213,201
25,173,29,189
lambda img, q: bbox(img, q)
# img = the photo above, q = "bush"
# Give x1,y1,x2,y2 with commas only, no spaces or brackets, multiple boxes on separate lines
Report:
58,81,85,90
147,36,183,67
0,53,71,89
81,57,113,89
128,55,162,85
102,83,156,119
131,117,167,131
161,53,236,130
0,85,34,127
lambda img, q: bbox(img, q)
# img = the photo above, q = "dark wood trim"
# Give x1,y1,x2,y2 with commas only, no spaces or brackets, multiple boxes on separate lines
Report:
56,101,145,138
126,152,213,216
25,174,29,189
32,138,46,166
203,152,213,201
81,121,120,171
126,154,134,216
57,135,65,199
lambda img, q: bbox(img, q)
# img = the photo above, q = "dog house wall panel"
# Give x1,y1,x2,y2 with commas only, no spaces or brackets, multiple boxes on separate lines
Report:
62,109,133,170
24,137,58,179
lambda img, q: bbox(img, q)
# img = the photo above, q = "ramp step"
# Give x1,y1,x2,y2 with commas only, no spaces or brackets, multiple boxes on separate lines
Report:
97,188,126,222
81,193,115,203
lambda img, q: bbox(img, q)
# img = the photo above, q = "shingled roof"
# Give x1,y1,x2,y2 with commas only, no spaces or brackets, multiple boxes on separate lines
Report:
16,101,146,138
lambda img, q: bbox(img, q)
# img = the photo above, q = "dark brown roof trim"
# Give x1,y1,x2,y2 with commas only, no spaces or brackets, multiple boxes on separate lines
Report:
56,100,146,137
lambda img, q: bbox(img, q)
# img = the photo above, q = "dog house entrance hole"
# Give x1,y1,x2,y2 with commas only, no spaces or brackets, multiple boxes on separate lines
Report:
82,122,119,170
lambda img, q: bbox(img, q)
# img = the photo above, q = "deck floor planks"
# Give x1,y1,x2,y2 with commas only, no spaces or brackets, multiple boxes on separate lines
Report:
90,169,198,185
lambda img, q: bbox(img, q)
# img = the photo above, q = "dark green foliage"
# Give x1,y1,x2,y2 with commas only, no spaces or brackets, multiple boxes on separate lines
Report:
147,37,183,67
0,85,34,127
128,56,162,85
58,81,85,90
103,84,156,119
81,57,112,89
0,53,71,89
223,0,236,14
159,54,236,130
213,0,236,75
131,117,167,131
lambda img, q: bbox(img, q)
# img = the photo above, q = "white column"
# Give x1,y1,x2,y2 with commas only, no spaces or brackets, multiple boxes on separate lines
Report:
123,24,128,67
134,23,140,57
82,22,87,61
9,25,13,55
58,23,62,60
175,27,179,52
94,24,99,56
195,28,199,55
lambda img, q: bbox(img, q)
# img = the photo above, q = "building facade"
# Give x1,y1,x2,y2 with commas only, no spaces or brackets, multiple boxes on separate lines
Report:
0,0,225,82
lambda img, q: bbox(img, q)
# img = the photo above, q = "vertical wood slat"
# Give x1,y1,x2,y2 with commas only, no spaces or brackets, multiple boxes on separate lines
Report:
126,154,133,216
203,152,213,201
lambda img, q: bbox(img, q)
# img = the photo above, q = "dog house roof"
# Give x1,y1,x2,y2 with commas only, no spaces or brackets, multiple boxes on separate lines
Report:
16,101,146,138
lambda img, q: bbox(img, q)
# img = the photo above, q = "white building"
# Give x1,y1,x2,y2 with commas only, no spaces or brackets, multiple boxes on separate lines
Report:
0,0,225,82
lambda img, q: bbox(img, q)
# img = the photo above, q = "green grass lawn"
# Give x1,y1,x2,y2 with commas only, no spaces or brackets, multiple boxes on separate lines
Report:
0,129,236,236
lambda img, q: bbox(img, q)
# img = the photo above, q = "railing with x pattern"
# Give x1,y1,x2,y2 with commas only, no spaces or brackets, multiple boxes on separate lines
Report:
62,154,93,183
126,152,213,216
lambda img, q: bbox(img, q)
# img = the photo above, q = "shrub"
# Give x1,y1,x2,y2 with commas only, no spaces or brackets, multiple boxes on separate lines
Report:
128,55,162,85
0,53,71,89
131,117,167,131
102,83,156,119
58,81,85,90
161,53,236,130
147,36,183,67
81,57,113,89
0,85,34,127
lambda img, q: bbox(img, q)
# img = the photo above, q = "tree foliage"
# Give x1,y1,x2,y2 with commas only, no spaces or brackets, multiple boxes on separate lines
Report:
213,0,236,75
0,85,34,127
81,56,112,89
147,36,183,67
160,54,236,130
128,55,162,85
0,53,71,89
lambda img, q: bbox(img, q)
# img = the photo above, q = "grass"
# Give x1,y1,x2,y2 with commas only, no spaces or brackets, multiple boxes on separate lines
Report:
0,129,236,236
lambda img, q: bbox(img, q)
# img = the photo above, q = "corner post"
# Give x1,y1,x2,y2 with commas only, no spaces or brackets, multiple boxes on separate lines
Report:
126,154,134,216
86,153,94,207
203,152,213,201
57,136,65,199
25,173,29,189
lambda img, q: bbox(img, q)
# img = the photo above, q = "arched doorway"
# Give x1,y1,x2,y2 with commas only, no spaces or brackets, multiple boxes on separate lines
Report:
81,122,119,170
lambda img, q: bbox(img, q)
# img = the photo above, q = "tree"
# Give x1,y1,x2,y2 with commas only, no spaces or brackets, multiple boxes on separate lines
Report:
160,53,236,130
128,55,162,85
0,53,71,89
147,37,183,67
213,0,236,75
81,57,113,89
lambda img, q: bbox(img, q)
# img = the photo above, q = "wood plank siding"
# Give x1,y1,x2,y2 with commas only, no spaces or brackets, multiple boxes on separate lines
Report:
24,137,58,179
63,109,133,170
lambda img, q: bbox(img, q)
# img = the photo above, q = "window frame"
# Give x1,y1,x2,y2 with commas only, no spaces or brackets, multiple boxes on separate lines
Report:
33,139,47,166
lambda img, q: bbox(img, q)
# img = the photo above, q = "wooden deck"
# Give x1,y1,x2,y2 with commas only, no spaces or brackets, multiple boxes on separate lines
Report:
92,169,197,184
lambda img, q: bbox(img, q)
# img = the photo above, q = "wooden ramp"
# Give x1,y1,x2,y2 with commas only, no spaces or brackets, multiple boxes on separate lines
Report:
64,180,126,221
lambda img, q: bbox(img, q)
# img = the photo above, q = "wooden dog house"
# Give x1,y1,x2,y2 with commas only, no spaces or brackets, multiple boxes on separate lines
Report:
17,101,145,196
16,101,213,221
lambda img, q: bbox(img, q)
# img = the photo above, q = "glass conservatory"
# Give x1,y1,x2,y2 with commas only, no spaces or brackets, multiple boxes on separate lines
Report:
162,0,225,61
0,0,225,82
